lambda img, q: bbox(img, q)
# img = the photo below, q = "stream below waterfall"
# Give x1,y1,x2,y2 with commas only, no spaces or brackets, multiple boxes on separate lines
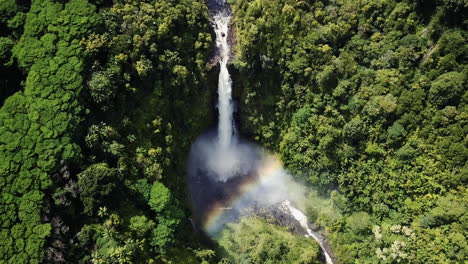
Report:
186,1,337,263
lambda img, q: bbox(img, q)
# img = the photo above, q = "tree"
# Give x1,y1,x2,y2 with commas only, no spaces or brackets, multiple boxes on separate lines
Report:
129,215,155,237
149,182,171,213
78,163,119,216
429,71,465,107
87,65,119,108
346,212,371,233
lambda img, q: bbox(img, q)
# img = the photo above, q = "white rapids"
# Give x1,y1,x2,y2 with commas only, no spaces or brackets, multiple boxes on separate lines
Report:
283,200,334,264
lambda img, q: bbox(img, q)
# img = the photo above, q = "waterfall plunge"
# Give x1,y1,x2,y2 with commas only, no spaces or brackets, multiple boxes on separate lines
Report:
202,10,249,182
187,2,336,263
214,12,234,150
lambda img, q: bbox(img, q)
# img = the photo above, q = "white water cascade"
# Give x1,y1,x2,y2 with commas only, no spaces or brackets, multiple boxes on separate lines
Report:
203,1,336,263
213,11,234,149
283,200,334,264
205,6,246,182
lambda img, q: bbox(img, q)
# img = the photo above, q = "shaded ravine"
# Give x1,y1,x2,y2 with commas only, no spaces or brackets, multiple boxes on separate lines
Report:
187,1,337,263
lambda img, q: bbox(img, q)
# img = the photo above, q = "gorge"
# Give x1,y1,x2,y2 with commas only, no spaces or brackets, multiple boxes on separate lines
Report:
187,1,335,263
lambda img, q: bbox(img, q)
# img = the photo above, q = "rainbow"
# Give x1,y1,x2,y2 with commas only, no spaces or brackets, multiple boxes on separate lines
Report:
202,154,285,235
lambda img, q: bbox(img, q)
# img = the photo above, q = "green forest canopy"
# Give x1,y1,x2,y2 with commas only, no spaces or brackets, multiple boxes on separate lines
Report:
231,0,467,262
0,0,466,263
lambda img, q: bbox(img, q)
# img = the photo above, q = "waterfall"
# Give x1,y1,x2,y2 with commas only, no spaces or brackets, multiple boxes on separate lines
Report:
187,2,336,263
213,8,234,149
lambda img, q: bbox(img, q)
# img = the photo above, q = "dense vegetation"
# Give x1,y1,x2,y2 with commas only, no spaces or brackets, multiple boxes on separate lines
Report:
230,0,467,262
0,0,466,263
0,0,216,263
218,217,320,264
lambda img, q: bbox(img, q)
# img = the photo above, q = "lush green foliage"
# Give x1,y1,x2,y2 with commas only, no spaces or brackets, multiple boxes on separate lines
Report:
1,0,214,263
1,0,466,263
0,0,27,104
218,217,320,264
73,0,215,262
72,0,214,262
78,163,119,215
0,0,97,262
230,0,467,262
